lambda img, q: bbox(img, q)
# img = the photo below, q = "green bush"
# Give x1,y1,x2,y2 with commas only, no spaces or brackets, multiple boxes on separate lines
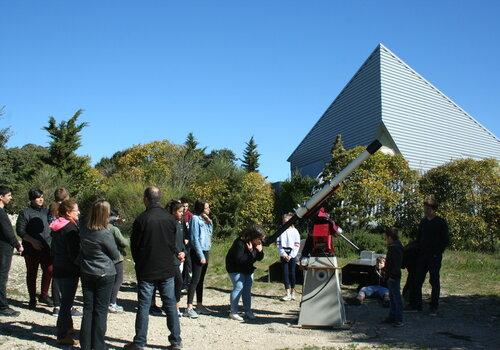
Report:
334,229,387,258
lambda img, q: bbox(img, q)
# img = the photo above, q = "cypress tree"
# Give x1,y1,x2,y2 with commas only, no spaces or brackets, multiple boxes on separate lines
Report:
242,136,260,172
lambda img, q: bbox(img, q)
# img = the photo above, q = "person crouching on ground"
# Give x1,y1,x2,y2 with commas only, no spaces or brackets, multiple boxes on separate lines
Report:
50,198,81,346
383,227,404,327
356,256,390,307
276,212,300,301
225,224,265,322
80,200,120,350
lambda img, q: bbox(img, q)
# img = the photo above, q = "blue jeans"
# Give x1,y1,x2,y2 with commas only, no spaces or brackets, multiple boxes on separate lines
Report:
281,257,296,289
133,277,181,347
387,278,403,323
228,272,253,314
359,285,389,299
55,276,79,339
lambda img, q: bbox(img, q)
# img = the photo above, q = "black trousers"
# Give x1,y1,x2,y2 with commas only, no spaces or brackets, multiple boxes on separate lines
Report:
80,273,115,350
182,246,192,288
414,254,442,310
187,250,209,305
0,242,14,309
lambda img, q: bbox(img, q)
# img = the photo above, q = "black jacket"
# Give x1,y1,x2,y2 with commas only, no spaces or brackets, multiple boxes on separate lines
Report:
173,221,187,267
225,238,264,274
367,266,387,288
385,240,403,280
51,222,81,278
16,205,51,256
417,216,449,256
131,205,177,281
80,227,120,277
0,207,20,249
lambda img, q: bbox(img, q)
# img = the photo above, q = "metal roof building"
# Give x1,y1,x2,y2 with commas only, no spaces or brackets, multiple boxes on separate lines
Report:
288,43,500,177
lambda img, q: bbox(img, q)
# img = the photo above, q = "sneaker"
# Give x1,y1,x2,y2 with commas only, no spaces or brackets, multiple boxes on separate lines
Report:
429,308,438,316
38,295,54,307
180,288,188,294
393,321,404,327
228,313,244,322
52,307,60,316
0,307,20,317
28,298,37,309
57,336,79,346
244,311,256,320
291,292,296,301
71,307,83,317
183,308,199,319
170,342,183,350
177,310,183,318
281,294,292,301
196,305,211,315
109,304,123,314
123,342,144,350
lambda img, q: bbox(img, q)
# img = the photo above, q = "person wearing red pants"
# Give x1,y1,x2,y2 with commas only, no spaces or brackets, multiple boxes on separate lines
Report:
16,188,54,309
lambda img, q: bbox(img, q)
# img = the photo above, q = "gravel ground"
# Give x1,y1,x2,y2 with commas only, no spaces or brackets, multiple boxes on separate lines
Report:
1,254,499,350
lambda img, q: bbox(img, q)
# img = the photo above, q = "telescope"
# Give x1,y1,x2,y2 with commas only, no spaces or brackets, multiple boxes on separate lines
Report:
265,139,382,328
264,139,382,246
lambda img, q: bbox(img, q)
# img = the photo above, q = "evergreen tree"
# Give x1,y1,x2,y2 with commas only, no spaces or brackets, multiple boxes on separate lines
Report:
184,132,199,153
43,109,90,182
241,136,260,172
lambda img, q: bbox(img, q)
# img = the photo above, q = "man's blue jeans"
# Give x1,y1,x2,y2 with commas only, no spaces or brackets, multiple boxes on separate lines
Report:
228,272,253,314
387,278,403,323
133,277,181,347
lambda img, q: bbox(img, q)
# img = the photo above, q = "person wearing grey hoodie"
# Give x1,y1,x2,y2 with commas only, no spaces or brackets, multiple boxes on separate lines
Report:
79,200,120,350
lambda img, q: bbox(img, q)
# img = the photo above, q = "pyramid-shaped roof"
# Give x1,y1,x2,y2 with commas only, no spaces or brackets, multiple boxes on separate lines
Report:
288,44,500,175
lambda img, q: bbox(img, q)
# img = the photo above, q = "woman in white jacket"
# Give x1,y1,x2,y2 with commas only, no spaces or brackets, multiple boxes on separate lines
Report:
276,213,301,301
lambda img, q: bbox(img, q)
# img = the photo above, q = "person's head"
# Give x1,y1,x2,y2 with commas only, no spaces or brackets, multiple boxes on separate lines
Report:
282,212,293,225
28,188,44,207
240,223,266,246
54,187,69,203
180,197,190,213
423,195,438,217
143,186,161,208
194,200,210,216
87,200,111,231
168,201,184,221
384,227,399,244
58,198,79,222
376,256,386,269
0,186,12,207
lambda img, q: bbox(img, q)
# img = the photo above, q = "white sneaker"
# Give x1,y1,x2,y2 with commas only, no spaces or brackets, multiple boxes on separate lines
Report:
228,313,244,322
281,294,292,301
244,311,256,320
291,292,296,301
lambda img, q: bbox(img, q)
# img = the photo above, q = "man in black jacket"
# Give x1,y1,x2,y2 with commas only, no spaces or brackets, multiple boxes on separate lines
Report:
413,196,449,315
0,186,23,317
124,187,182,350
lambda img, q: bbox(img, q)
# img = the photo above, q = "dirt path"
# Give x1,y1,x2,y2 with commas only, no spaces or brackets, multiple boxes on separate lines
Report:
1,254,499,350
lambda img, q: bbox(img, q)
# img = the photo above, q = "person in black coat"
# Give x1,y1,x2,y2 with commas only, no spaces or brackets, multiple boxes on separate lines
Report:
225,224,265,322
413,196,449,315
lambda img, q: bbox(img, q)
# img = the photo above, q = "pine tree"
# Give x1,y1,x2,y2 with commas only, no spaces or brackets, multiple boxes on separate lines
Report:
323,134,348,178
43,109,89,177
184,132,199,153
241,136,260,172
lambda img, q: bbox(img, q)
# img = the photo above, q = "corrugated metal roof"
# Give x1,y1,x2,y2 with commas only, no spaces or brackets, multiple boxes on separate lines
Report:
289,43,500,177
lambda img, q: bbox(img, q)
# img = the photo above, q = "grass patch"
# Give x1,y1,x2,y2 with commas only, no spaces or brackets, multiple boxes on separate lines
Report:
122,238,500,297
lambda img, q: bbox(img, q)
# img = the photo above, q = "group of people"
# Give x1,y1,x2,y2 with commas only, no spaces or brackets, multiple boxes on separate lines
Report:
353,196,449,327
0,183,449,348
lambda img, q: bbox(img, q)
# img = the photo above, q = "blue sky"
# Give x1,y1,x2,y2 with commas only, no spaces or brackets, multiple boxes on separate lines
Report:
1,0,499,182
